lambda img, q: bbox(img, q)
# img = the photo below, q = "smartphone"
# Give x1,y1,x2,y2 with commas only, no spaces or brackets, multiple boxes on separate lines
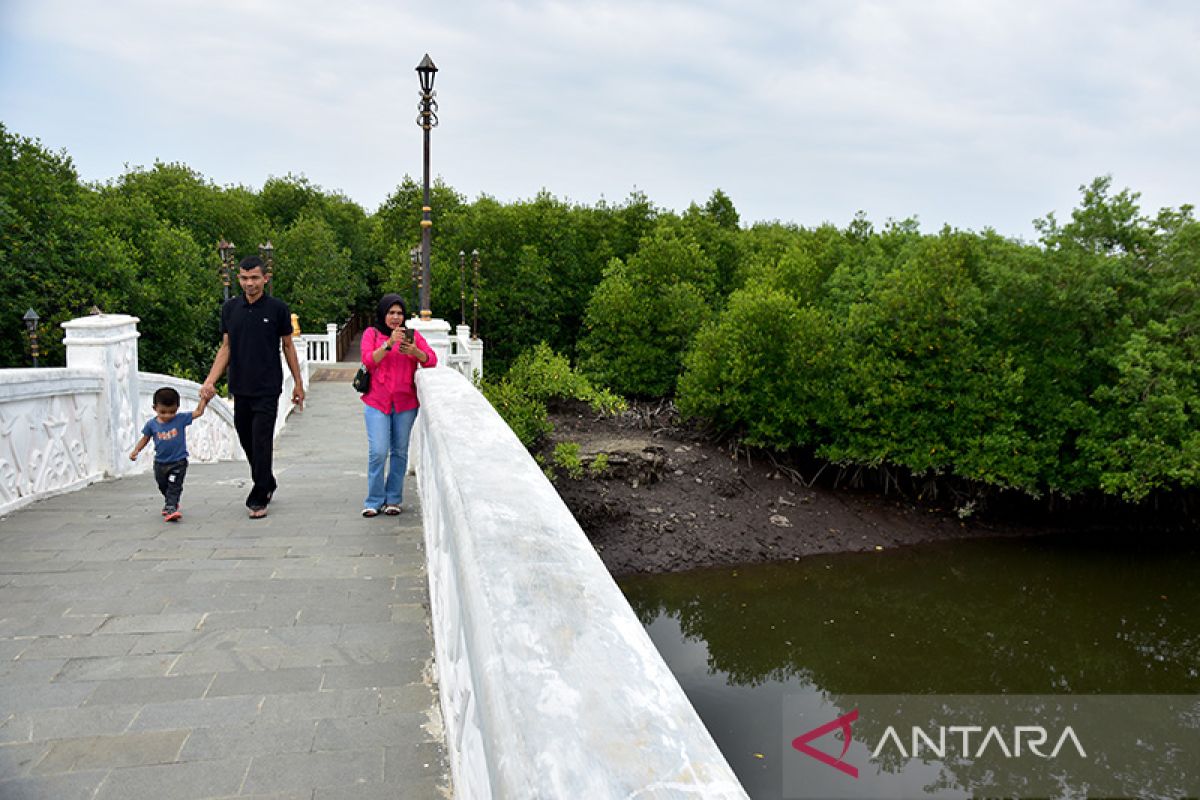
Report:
404,327,415,344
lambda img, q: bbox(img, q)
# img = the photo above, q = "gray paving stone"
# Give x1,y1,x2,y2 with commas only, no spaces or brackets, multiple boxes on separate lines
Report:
321,661,424,691
313,712,427,752
295,604,393,626
379,683,438,714
0,657,68,684
0,381,448,795
124,628,246,655
242,748,383,794
0,639,28,660
168,648,285,674
0,769,109,800
54,652,177,681
32,729,189,774
316,782,444,800
93,756,250,800
127,694,263,731
197,609,301,630
9,615,108,638
258,689,382,723
0,742,50,780
207,667,323,697
62,594,170,616
83,673,214,706
17,633,137,660
178,719,317,761
96,613,205,634
0,682,96,714
22,704,142,742
235,625,343,649
384,740,449,784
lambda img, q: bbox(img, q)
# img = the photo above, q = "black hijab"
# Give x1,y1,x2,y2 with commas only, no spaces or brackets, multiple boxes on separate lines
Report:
374,294,407,336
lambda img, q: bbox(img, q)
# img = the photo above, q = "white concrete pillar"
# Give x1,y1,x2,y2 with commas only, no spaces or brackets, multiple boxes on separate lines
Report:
326,322,339,362
468,335,484,383
61,314,141,478
408,318,452,369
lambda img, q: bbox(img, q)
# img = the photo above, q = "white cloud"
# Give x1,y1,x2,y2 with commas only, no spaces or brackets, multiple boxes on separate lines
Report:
2,0,1197,237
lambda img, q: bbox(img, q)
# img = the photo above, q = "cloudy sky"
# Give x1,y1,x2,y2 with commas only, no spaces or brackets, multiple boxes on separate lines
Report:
2,0,1197,240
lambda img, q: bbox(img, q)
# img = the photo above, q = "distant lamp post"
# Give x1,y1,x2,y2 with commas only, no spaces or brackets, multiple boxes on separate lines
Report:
22,308,39,367
415,53,439,320
471,249,480,339
258,240,275,295
409,246,422,315
458,250,466,326
217,239,236,301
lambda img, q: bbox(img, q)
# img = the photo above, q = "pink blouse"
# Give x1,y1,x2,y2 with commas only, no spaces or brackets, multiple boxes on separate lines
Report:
360,326,438,413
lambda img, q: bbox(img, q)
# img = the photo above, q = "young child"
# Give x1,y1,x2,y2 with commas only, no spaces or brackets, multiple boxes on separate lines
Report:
130,387,209,522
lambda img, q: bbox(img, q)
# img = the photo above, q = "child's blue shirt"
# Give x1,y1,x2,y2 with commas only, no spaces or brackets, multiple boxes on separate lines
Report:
142,412,195,463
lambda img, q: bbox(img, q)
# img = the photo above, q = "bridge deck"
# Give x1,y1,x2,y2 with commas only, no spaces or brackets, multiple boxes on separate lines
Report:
0,373,450,798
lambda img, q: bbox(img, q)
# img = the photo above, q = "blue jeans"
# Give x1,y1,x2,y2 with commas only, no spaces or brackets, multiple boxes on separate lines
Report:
364,405,418,509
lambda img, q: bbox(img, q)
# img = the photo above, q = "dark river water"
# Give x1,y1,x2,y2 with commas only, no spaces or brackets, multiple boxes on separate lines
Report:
618,534,1200,799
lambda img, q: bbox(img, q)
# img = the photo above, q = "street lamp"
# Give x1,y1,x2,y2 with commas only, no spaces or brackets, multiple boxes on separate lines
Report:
458,250,466,326
217,239,236,301
415,53,439,320
409,246,422,314
22,308,39,367
258,240,275,295
471,249,480,339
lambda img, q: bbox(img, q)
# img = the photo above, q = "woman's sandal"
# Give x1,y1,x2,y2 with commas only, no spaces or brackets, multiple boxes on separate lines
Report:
248,507,268,519
361,507,379,518
383,504,402,516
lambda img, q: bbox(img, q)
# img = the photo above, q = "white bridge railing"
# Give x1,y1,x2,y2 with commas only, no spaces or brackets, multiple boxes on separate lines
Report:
299,322,339,364
413,367,746,799
303,319,484,383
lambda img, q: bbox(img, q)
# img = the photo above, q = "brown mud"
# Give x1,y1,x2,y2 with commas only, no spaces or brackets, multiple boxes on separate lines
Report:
539,400,1157,577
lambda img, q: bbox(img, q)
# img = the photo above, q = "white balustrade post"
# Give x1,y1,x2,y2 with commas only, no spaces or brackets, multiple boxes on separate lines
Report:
468,335,484,383
408,318,452,370
326,323,338,362
61,314,141,478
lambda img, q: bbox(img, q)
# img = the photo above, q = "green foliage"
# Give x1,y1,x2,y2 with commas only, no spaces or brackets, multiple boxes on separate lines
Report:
478,378,552,448
578,228,718,397
553,441,584,480
506,342,626,415
0,123,138,366
480,343,626,447
588,452,611,477
679,183,1200,502
5,121,1199,505
272,211,361,330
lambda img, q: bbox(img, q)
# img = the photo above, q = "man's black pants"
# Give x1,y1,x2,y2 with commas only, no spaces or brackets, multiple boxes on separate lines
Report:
153,459,188,511
233,394,279,509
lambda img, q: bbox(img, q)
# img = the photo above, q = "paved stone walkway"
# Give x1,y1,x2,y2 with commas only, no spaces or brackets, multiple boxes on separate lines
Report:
0,372,451,799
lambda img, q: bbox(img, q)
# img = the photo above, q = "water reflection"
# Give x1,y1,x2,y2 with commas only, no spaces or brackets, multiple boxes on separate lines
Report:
619,536,1200,799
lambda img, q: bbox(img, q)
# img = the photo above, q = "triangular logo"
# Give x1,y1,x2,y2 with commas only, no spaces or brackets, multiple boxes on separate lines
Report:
791,708,859,779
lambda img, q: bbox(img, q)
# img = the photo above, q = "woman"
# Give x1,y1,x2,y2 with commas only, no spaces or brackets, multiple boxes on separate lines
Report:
359,294,437,517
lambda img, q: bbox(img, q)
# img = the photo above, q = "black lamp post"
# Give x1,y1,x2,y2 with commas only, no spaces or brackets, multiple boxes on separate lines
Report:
415,54,439,320
22,308,39,367
409,246,422,314
217,239,236,301
471,249,480,339
259,240,275,295
458,250,466,326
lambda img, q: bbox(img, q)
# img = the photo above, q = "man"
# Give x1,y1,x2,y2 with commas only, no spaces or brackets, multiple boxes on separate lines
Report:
201,256,305,518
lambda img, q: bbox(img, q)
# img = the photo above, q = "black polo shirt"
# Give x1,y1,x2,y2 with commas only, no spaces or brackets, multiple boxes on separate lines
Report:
220,294,292,397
